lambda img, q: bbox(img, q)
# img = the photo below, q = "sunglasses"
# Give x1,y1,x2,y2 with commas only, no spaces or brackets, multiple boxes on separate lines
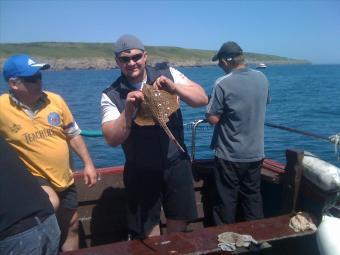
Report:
19,72,42,83
118,53,144,64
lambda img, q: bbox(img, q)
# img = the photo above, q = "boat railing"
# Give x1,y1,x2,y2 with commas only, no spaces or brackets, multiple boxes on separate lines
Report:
190,119,208,161
80,120,340,161
188,119,340,161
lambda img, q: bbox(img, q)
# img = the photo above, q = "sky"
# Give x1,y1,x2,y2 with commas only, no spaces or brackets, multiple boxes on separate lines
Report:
1,0,340,64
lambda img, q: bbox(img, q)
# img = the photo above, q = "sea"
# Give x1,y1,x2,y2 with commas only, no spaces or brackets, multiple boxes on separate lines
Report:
1,64,339,169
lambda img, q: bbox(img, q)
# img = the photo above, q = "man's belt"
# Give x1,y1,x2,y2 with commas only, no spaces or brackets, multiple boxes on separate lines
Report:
0,214,50,240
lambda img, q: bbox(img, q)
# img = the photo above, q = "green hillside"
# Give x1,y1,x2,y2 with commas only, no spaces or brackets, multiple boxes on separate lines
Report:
0,42,309,70
0,42,114,58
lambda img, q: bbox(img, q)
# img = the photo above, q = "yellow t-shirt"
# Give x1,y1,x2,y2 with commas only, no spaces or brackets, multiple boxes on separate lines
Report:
0,91,75,191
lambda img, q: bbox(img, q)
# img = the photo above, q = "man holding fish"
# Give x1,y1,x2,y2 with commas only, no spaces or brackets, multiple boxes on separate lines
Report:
101,34,208,239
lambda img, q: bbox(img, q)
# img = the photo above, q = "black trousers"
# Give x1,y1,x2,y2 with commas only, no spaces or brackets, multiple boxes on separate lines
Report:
212,157,264,225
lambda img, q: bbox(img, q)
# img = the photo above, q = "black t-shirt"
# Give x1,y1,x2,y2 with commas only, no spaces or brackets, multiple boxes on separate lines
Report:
0,136,54,234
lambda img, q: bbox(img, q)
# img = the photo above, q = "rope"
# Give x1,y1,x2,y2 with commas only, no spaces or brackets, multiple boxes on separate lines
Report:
329,133,340,160
80,130,103,137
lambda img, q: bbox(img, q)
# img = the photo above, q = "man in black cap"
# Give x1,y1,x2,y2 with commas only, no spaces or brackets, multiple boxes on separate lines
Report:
206,41,269,225
101,34,208,239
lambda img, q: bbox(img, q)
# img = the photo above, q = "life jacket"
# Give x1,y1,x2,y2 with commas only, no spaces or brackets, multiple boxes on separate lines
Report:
103,65,186,170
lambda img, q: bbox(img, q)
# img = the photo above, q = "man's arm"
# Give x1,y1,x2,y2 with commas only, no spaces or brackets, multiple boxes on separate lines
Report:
58,95,97,187
205,80,224,125
174,79,208,107
153,75,208,107
68,135,97,187
102,90,144,147
102,110,133,147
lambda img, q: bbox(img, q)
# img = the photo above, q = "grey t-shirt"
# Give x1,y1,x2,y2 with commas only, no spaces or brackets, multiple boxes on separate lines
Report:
206,67,269,162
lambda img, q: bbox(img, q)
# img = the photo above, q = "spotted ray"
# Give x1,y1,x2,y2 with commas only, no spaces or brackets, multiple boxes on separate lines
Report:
134,85,185,152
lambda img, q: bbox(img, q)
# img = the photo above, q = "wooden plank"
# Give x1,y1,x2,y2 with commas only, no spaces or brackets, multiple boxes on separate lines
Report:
281,150,304,214
75,168,127,247
262,159,285,174
61,214,316,255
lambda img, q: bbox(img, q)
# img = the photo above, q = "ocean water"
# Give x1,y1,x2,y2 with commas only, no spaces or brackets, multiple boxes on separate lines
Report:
1,64,339,169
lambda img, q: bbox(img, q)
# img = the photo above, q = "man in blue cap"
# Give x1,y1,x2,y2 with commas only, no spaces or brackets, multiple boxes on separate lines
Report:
206,41,269,225
0,54,98,251
101,34,208,239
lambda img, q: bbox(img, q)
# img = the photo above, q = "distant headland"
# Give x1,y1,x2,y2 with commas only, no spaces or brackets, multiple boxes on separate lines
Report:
0,42,310,70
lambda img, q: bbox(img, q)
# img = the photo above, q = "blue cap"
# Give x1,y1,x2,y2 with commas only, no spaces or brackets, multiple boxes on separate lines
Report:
3,54,50,81
114,34,145,55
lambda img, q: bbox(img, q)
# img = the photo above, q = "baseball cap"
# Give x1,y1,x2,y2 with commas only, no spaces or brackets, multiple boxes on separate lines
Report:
212,41,243,61
114,34,145,55
3,54,50,81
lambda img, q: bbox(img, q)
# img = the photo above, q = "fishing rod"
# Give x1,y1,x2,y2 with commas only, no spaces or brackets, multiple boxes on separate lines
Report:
265,122,340,160
264,122,331,142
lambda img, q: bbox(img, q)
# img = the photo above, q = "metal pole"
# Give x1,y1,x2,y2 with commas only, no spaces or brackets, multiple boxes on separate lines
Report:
191,119,208,161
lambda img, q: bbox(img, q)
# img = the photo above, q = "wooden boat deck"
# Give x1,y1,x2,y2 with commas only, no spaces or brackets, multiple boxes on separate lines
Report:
72,158,286,247
61,214,316,255
61,150,334,254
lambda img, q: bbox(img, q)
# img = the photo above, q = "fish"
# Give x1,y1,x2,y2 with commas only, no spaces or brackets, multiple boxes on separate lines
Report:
134,84,185,152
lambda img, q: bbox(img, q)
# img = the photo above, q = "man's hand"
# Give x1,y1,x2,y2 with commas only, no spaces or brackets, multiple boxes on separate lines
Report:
125,90,144,117
153,76,177,94
83,164,97,188
68,135,97,188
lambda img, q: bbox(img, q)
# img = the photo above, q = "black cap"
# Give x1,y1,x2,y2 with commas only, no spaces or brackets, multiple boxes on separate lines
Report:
114,34,145,55
212,41,243,61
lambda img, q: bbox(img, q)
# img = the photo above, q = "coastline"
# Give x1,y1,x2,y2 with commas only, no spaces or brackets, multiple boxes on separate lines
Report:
0,42,311,71
0,57,310,71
